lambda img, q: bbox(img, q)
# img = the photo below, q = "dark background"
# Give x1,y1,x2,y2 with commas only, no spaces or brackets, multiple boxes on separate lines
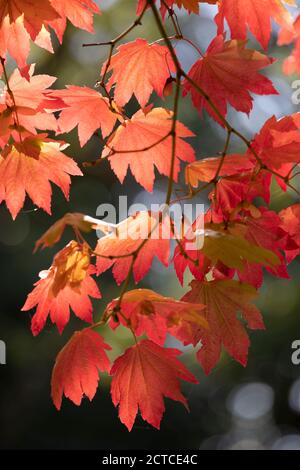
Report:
1,0,300,450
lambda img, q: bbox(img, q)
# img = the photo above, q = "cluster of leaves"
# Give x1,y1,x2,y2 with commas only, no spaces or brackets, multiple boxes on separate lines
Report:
2,0,300,431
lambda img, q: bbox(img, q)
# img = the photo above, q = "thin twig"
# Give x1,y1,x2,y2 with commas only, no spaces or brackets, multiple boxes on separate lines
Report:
165,71,181,205
0,57,23,143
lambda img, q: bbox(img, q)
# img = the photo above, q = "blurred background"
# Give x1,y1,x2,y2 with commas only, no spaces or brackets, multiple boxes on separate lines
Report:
1,0,300,450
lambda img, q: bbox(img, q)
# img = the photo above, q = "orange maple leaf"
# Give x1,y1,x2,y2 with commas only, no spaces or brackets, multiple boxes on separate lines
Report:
51,328,111,410
103,38,176,108
0,65,60,142
0,134,82,219
1,64,57,109
136,0,218,16
101,107,195,191
49,0,100,35
34,213,94,252
0,0,100,67
96,211,172,284
111,339,197,430
186,154,254,187
0,1,58,67
22,241,101,335
54,85,118,146
278,14,300,75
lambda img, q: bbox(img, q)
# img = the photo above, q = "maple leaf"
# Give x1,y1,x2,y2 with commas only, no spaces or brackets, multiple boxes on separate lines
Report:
7,0,300,432
0,0,100,67
95,211,171,284
106,288,207,346
53,85,118,146
34,213,94,252
0,0,58,67
278,15,300,75
229,208,289,288
279,204,300,262
22,241,101,335
110,339,197,430
0,64,57,109
0,1,59,36
103,38,176,108
249,115,300,173
173,220,280,284
183,35,277,123
101,107,195,192
186,154,254,187
51,328,111,410
215,0,295,50
278,14,299,45
203,223,281,270
209,170,272,215
1,110,58,140
49,0,100,34
185,154,273,216
0,134,82,219
173,245,211,285
0,65,59,141
182,279,265,374
136,0,217,16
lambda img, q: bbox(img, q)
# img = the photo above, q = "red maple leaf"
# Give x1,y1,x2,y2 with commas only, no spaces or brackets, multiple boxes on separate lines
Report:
280,204,300,262
209,170,272,215
182,279,265,374
215,0,295,50
106,288,207,346
183,35,277,123
101,107,195,191
51,328,111,409
186,159,275,222
110,339,197,430
22,241,101,335
249,115,300,173
185,153,269,217
230,208,289,288
173,218,280,284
